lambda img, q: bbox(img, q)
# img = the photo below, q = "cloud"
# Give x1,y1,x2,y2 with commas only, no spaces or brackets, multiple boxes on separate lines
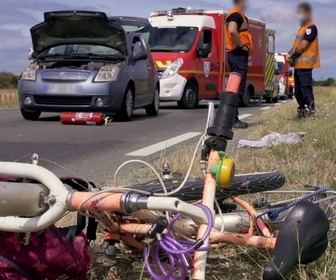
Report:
0,0,335,79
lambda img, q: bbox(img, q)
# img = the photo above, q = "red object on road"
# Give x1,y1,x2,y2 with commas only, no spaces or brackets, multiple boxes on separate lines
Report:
60,112,104,126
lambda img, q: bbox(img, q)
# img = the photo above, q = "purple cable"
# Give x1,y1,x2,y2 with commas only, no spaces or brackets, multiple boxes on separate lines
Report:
143,204,214,280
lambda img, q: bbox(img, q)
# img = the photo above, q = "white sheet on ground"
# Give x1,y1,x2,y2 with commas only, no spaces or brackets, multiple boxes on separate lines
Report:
238,132,306,148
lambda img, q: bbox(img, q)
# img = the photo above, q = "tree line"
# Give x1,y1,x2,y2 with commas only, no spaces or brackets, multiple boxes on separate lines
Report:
0,72,20,89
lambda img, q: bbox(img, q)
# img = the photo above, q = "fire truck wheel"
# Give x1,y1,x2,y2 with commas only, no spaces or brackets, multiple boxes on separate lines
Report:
146,87,160,116
272,96,279,103
241,88,251,107
20,108,41,121
177,82,199,109
115,86,134,122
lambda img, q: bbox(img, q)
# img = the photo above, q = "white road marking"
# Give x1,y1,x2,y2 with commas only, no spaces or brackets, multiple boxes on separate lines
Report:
274,103,281,106
280,100,288,103
239,113,253,120
260,106,271,111
126,132,202,157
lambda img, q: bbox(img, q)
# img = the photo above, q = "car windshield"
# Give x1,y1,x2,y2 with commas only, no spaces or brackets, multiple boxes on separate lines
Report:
149,27,198,52
41,44,123,59
277,62,285,74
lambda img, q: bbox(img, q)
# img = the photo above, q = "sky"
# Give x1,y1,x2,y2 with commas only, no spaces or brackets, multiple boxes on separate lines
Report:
0,0,335,79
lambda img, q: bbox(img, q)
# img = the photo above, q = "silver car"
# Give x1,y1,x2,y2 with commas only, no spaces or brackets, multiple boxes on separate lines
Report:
18,11,160,121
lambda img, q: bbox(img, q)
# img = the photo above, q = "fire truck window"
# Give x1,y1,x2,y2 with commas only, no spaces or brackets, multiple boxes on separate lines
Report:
268,35,275,53
199,30,212,51
149,27,198,52
277,62,285,74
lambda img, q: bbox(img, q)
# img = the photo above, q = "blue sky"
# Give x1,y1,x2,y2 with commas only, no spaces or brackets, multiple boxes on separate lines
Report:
1,0,335,79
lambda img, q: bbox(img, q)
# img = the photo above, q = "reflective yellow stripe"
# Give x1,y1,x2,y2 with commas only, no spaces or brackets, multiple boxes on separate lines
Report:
297,57,320,62
156,61,165,68
166,60,172,66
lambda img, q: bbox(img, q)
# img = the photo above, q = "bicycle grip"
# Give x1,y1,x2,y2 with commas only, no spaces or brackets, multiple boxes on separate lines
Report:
207,73,241,140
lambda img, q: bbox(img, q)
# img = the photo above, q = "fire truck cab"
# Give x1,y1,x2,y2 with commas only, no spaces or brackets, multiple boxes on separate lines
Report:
149,8,277,108
275,53,290,98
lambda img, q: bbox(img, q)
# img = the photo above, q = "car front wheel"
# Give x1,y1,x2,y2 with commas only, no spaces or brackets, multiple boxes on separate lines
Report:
115,86,134,122
146,88,160,116
20,108,41,121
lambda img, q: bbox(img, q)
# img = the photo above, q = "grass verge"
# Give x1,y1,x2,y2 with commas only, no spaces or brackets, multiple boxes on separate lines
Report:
0,89,19,108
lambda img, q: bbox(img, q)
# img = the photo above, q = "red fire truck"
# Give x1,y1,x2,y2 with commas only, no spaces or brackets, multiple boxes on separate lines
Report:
148,8,278,108
275,53,291,98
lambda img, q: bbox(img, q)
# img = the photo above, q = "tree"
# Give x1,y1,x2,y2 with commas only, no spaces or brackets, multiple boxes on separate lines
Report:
0,72,20,89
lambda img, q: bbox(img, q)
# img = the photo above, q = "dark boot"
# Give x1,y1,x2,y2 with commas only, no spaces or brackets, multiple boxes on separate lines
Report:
233,119,248,129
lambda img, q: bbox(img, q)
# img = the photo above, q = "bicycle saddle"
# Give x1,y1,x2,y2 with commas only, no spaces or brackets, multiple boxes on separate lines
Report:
263,200,329,280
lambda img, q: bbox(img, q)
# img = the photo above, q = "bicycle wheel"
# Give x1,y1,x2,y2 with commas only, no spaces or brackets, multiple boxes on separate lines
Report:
130,171,285,202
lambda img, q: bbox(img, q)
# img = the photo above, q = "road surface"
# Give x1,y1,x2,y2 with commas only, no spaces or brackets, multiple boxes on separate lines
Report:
0,101,286,181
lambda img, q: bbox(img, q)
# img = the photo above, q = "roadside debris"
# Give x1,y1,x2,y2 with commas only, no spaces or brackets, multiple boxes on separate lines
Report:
238,132,306,148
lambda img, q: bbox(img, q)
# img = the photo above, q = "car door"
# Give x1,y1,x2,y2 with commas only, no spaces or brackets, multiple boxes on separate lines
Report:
196,29,219,99
130,35,150,107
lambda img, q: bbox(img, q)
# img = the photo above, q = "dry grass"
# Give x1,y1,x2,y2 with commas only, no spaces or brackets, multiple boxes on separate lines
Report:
0,89,19,108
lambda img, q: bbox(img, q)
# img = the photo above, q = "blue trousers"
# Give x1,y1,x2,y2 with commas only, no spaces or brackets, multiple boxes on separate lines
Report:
228,51,248,121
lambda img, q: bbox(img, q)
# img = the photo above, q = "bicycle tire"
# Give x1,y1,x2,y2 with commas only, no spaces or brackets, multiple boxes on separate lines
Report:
130,171,285,201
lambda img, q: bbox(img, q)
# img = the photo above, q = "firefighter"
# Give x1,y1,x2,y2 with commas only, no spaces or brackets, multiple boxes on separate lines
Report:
288,70,295,99
288,2,320,117
225,0,253,129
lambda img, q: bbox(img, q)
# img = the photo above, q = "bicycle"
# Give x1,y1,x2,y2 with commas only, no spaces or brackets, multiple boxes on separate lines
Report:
0,73,334,280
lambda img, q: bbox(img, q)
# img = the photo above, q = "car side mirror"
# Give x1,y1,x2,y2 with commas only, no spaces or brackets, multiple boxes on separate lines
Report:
197,43,211,58
133,52,148,62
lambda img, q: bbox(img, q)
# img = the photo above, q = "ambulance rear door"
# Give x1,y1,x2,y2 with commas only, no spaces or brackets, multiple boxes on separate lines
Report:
265,29,276,93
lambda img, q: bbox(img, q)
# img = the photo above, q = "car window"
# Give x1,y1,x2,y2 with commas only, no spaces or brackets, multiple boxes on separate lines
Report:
149,27,198,52
132,37,145,58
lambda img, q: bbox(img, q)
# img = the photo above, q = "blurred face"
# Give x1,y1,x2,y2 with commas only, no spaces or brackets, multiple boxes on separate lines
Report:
297,7,310,24
236,0,249,10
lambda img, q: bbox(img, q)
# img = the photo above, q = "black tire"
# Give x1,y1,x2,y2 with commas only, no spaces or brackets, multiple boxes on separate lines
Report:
265,98,272,103
272,96,279,103
241,88,251,107
145,87,160,116
115,85,134,122
177,82,199,109
130,171,285,201
20,108,41,120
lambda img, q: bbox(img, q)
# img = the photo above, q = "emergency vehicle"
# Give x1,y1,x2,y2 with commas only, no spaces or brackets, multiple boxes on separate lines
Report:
149,8,278,108
275,53,291,98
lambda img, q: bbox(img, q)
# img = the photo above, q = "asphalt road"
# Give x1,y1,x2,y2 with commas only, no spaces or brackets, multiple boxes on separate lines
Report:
0,101,284,181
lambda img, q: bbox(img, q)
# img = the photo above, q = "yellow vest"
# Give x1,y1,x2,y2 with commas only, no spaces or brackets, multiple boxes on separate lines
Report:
292,21,320,69
225,7,253,53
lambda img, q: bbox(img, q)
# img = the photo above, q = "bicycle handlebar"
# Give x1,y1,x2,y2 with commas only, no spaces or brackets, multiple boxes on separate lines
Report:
0,162,69,232
0,162,210,233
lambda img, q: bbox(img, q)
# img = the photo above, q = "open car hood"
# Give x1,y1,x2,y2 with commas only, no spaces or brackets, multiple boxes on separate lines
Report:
31,11,127,55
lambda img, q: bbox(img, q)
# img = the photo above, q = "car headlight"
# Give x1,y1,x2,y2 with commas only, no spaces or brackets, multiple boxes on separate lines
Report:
21,65,39,81
161,58,184,79
95,66,120,82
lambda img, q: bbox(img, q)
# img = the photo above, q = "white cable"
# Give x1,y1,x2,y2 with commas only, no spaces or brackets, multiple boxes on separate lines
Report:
113,134,205,197
210,198,225,243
